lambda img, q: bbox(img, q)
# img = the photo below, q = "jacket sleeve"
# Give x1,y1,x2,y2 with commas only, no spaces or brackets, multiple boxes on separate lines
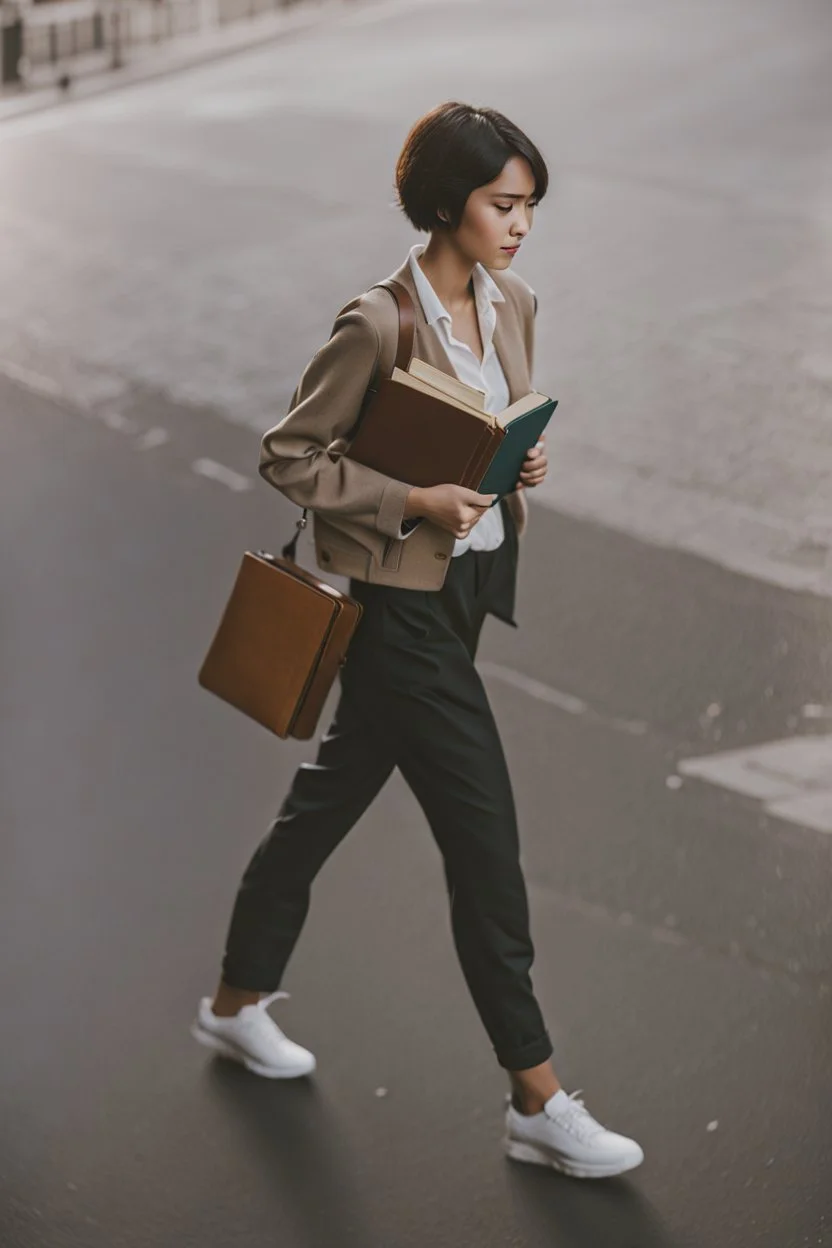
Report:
259,307,412,540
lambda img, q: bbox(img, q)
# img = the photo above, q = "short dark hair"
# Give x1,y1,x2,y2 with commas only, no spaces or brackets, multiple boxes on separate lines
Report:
394,102,548,233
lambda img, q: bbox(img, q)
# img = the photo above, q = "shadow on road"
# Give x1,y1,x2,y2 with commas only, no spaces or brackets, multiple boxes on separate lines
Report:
204,1059,378,1247
204,1052,677,1248
506,1158,677,1248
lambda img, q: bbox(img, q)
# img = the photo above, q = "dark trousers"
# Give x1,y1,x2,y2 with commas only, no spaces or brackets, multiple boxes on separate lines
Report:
221,504,553,1071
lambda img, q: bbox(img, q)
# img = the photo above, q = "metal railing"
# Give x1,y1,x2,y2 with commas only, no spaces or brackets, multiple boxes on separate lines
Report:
1,0,309,83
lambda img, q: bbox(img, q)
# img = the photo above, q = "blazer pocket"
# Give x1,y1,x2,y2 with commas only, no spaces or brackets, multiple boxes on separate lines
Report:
379,536,403,572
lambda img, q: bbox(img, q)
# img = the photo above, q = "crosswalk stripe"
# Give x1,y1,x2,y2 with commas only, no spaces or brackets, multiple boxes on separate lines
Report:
678,735,832,834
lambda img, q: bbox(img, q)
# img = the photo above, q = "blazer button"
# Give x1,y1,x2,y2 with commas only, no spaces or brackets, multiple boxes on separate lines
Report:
434,552,447,561
320,550,331,563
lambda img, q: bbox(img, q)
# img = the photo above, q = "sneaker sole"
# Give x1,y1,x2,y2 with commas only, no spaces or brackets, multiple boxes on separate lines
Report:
190,1021,316,1079
504,1136,644,1179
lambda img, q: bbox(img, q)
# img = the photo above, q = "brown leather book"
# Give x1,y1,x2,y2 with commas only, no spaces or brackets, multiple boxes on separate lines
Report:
346,375,503,490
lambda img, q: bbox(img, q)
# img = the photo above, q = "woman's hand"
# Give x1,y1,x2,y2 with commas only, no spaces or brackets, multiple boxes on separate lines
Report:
517,435,548,491
404,483,497,540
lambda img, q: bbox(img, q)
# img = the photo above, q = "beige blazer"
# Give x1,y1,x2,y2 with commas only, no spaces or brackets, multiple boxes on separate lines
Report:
259,254,537,591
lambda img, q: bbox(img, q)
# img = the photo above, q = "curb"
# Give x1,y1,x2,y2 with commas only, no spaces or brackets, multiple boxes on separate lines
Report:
0,0,365,123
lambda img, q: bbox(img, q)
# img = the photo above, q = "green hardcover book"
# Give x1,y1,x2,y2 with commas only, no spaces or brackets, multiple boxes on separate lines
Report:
478,396,558,502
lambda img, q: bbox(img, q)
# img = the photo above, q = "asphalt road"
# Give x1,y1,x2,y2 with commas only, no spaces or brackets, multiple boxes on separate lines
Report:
1,0,831,1243
2,369,830,1248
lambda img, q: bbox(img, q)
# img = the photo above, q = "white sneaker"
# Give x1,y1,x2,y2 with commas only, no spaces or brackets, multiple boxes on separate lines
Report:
505,1089,644,1178
190,989,316,1079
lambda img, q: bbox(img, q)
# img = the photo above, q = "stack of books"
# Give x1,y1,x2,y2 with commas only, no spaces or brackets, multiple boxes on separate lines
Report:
346,359,557,503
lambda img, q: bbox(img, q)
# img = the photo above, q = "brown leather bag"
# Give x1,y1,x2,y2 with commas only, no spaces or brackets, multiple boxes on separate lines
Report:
197,278,414,741
197,539,364,740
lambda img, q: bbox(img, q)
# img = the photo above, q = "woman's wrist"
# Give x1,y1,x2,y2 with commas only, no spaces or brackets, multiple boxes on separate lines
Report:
403,486,428,520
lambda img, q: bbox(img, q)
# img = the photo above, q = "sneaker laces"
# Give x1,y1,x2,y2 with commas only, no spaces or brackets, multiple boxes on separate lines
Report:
257,989,290,1011
548,1090,606,1142
241,990,290,1034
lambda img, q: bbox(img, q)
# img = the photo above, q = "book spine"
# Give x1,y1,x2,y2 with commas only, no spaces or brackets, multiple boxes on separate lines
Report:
463,425,504,491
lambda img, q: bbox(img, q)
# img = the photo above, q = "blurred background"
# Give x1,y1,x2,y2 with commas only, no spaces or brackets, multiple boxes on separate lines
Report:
1,1,831,1245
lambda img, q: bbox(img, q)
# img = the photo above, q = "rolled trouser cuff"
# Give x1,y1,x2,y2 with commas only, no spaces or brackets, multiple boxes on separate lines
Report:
220,958,281,995
495,1032,555,1072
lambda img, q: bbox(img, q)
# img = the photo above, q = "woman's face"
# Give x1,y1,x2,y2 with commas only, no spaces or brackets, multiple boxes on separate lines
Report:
451,155,538,270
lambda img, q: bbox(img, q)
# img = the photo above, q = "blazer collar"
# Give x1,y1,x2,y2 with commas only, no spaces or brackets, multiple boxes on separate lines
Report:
386,255,527,405
405,243,505,330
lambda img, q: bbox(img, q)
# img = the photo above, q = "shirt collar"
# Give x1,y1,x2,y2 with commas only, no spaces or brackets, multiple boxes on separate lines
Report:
407,242,505,329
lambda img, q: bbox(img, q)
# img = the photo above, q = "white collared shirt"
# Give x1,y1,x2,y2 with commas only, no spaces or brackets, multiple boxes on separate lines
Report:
407,242,509,557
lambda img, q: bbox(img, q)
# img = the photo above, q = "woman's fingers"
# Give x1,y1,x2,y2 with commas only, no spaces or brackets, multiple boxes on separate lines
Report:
454,506,487,538
520,444,548,488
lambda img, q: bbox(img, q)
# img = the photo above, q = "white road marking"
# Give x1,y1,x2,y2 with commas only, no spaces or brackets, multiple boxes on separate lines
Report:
766,790,832,836
479,661,588,716
191,458,253,492
135,427,171,450
802,703,832,720
0,360,64,398
478,660,648,737
678,735,832,834
99,410,137,432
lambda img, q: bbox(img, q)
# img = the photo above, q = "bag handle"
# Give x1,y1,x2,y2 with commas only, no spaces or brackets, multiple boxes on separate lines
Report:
282,278,415,563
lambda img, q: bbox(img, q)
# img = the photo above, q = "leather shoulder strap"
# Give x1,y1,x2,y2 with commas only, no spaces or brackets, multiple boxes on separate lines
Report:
369,277,415,373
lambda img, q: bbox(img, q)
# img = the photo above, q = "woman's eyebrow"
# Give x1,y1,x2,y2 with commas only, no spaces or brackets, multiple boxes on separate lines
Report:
491,192,534,200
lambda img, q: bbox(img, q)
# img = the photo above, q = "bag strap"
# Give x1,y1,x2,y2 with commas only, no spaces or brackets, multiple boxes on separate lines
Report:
281,509,308,561
371,277,416,373
282,278,416,564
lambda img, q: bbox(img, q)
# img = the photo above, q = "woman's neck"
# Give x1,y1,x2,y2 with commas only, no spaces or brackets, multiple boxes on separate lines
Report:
417,234,476,315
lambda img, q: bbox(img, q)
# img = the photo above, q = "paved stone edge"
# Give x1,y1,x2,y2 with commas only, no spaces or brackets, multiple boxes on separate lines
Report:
0,0,363,123
531,455,832,602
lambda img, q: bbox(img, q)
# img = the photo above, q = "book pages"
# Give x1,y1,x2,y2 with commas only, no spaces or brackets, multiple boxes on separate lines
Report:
405,358,487,411
391,368,494,424
496,392,552,429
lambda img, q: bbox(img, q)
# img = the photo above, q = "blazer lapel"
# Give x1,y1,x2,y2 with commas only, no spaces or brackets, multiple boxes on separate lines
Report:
491,305,527,405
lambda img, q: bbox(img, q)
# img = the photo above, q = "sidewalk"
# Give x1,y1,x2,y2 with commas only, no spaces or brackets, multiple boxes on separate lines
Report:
0,0,366,122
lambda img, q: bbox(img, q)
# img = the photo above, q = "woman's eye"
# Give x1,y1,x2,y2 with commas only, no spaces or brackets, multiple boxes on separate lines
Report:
496,205,512,213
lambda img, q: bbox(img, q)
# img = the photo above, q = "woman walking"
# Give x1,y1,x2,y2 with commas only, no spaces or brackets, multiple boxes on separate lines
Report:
192,102,644,1179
